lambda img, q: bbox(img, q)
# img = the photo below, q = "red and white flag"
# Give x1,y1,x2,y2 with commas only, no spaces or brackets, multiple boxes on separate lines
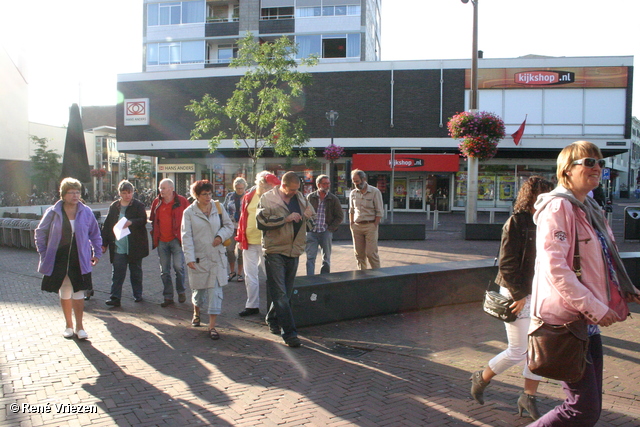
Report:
512,116,527,146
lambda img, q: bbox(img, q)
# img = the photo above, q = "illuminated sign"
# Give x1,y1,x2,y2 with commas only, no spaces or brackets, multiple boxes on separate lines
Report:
157,164,195,173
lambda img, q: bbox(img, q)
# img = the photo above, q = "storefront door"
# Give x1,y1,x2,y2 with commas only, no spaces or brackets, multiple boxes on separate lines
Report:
392,176,426,211
408,177,424,210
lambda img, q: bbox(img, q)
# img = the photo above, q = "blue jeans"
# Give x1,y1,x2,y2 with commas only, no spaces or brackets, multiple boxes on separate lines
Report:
265,253,298,340
305,231,333,276
110,253,143,300
157,239,186,300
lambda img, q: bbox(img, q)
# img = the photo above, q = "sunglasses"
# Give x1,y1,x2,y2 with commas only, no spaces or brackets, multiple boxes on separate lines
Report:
572,157,605,168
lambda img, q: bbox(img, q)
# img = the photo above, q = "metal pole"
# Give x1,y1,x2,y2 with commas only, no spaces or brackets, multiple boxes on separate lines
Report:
465,0,479,224
390,148,395,224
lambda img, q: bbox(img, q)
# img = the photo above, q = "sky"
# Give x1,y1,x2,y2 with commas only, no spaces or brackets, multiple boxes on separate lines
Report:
3,0,640,126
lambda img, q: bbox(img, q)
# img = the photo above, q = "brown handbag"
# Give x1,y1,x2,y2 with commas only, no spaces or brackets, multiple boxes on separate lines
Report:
527,224,589,383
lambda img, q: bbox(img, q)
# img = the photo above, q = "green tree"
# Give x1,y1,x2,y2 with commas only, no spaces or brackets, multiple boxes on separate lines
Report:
30,135,61,191
186,33,318,179
129,156,152,187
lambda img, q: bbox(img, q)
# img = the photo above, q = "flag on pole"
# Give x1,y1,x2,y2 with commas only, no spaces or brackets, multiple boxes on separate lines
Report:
512,116,527,146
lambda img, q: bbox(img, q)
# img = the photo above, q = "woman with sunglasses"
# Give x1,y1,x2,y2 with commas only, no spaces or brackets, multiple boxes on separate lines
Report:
529,141,640,425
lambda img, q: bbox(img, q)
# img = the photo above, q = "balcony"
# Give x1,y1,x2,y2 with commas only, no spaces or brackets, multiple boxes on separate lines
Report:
259,18,294,35
205,20,239,37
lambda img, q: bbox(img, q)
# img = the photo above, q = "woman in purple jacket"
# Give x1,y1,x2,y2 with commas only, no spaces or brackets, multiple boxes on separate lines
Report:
35,178,102,340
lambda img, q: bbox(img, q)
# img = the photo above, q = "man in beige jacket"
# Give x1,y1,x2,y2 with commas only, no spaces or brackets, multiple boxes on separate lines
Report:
257,171,314,347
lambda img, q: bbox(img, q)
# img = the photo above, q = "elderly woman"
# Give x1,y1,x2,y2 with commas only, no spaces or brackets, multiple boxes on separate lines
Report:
101,180,149,307
470,176,554,420
224,177,247,282
235,171,281,317
35,178,102,339
529,141,640,426
181,180,234,340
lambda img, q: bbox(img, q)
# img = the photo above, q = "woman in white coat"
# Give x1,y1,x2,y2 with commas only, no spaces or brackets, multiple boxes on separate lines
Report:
181,180,234,340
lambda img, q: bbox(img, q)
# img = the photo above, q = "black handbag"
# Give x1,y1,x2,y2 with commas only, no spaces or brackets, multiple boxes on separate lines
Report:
483,282,518,322
527,223,589,383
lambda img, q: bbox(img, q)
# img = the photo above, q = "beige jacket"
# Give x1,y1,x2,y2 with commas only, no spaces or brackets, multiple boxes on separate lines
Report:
256,188,314,257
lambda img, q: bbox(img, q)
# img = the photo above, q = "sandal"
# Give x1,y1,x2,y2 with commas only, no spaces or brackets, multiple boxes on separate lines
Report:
192,315,201,327
237,274,244,282
228,272,237,281
209,328,220,340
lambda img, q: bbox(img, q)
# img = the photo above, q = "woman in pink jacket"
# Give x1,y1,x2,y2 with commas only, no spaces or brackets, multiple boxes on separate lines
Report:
529,141,640,426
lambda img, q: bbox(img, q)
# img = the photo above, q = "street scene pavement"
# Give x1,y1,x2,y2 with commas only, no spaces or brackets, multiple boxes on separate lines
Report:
1,202,639,426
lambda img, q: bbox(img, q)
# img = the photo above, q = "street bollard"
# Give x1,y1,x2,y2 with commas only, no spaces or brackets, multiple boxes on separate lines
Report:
489,210,495,224
433,210,439,230
607,212,613,226
426,204,431,221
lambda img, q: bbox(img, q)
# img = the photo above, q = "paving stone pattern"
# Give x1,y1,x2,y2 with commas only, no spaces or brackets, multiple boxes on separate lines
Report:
1,205,639,426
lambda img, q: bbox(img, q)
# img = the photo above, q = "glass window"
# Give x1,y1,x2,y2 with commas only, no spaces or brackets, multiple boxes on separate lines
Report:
322,6,334,16
296,35,321,59
159,3,181,25
335,6,347,16
347,5,361,15
297,7,321,17
322,36,346,58
218,45,238,63
148,4,159,26
182,0,204,23
347,33,360,58
147,43,159,65
181,41,204,63
159,43,180,64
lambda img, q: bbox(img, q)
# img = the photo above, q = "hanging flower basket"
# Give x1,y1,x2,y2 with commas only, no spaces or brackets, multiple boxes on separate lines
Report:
447,111,505,161
323,144,344,161
458,136,499,161
90,168,107,178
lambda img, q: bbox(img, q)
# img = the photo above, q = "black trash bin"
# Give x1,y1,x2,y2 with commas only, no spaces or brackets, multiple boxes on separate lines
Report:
623,207,640,240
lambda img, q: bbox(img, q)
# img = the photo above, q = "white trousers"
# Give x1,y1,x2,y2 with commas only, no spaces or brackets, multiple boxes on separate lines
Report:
488,316,543,381
242,244,264,309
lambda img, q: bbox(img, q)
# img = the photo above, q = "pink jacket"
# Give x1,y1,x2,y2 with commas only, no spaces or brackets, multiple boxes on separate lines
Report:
532,197,612,325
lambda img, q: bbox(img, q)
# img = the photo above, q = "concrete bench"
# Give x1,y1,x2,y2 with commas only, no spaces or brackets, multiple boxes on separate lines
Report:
291,253,640,328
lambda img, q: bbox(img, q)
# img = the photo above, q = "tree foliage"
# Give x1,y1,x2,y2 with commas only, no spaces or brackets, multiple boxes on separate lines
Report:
186,33,318,178
30,135,61,191
129,156,152,181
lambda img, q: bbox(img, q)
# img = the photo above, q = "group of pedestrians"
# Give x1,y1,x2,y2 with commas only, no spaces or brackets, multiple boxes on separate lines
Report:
470,141,640,425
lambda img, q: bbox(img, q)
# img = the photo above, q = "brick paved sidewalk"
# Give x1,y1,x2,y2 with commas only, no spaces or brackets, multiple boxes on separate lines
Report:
1,206,639,426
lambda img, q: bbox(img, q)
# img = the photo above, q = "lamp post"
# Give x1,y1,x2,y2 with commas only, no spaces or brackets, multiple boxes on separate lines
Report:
462,0,479,224
326,110,339,192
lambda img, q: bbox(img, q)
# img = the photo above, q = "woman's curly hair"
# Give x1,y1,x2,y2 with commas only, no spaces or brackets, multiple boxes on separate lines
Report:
513,176,554,214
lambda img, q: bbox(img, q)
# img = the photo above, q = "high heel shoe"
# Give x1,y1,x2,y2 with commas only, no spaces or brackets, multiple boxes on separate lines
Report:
469,370,490,405
517,392,541,420
84,290,94,300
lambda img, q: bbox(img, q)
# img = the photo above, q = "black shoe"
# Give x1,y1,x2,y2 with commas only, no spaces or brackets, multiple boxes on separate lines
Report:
268,324,281,335
105,299,121,307
285,336,301,348
84,290,94,301
178,293,186,303
239,308,260,317
134,297,143,303
161,299,174,308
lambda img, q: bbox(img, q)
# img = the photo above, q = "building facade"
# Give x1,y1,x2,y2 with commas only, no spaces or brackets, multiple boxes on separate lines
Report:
143,0,382,72
117,55,634,211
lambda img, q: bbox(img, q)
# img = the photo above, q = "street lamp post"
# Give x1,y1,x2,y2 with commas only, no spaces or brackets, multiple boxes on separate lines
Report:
462,0,479,224
326,110,339,192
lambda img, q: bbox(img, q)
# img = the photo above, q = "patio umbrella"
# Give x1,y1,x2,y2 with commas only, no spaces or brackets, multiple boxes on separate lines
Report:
59,103,91,183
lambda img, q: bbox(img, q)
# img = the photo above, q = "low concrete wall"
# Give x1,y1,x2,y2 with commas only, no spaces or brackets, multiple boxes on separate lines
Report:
332,223,426,241
292,253,640,328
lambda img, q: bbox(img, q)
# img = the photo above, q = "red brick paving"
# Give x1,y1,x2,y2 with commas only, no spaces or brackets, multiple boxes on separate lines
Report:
1,206,639,426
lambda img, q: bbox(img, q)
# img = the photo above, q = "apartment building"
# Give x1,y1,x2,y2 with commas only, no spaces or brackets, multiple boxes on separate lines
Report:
144,0,381,72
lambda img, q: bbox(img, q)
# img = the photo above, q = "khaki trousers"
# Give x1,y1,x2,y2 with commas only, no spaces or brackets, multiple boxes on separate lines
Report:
350,222,380,270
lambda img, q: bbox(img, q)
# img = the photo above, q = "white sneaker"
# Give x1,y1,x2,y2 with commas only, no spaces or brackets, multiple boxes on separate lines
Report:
63,328,74,338
76,329,88,340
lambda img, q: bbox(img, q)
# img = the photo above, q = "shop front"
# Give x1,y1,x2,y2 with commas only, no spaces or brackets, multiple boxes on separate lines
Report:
352,153,460,212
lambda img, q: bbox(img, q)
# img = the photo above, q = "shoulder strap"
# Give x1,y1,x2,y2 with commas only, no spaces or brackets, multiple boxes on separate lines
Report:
214,200,223,224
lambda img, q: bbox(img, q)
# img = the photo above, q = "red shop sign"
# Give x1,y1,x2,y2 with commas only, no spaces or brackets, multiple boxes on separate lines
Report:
352,154,459,172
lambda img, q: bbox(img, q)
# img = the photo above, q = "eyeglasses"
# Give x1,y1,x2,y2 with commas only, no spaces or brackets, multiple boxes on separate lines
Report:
572,158,605,168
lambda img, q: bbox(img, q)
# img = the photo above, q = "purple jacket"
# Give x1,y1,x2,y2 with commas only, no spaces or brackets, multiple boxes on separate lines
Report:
35,200,102,276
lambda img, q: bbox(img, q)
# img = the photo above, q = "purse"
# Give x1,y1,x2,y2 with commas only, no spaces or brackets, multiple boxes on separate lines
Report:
483,281,517,322
214,201,232,246
527,223,589,383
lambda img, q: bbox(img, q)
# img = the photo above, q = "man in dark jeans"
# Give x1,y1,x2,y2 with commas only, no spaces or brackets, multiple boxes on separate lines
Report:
256,172,314,347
